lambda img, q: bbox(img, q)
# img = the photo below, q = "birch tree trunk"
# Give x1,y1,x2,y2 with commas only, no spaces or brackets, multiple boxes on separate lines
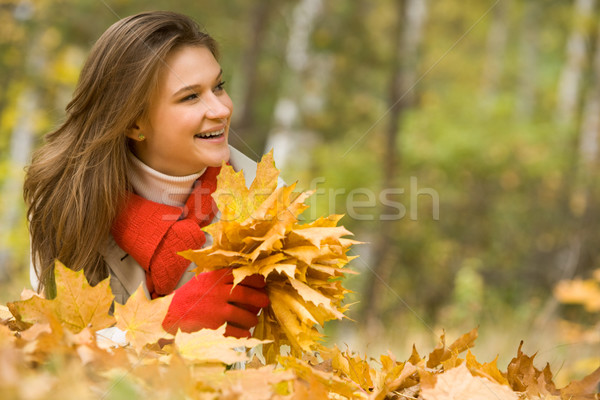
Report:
579,18,600,171
0,9,42,281
360,0,427,340
535,6,600,330
0,88,37,280
571,12,600,274
264,0,325,170
516,2,540,120
480,0,511,100
556,0,596,127
229,0,275,154
557,0,598,279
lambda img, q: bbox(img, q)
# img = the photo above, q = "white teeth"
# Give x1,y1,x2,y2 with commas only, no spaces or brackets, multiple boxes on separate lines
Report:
196,128,225,138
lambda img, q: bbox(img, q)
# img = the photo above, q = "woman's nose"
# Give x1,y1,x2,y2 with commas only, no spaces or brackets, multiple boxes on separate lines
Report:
204,94,231,120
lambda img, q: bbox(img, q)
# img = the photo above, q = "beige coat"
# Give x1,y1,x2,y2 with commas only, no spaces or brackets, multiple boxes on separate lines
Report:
30,147,275,304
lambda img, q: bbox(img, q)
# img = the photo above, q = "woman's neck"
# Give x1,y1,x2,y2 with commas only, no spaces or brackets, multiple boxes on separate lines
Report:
127,151,205,206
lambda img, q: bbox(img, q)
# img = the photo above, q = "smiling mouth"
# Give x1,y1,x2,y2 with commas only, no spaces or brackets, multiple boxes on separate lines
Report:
195,128,225,139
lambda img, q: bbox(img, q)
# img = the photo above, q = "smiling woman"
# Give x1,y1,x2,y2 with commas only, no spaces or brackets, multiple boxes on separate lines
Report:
23,11,270,339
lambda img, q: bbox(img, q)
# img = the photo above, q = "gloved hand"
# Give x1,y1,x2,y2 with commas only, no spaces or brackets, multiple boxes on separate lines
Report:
162,268,270,338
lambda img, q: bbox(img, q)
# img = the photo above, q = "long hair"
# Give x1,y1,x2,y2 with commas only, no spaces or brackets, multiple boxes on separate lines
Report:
24,11,219,297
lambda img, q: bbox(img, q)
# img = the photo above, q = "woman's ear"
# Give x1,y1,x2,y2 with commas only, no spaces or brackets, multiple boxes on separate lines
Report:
126,122,146,142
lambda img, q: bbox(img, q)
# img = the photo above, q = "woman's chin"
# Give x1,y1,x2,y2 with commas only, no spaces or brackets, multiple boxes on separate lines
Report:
203,147,230,168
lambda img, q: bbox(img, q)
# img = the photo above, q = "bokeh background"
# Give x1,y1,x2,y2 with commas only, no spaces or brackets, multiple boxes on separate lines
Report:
0,0,598,385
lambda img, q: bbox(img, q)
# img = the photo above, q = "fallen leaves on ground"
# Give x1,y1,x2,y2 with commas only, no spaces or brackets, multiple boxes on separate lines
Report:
420,363,519,400
1,261,599,399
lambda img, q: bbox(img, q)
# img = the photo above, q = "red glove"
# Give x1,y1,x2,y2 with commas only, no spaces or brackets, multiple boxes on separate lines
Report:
162,268,270,338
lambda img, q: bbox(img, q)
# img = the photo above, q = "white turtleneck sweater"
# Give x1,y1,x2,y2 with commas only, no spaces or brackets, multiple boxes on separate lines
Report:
126,151,206,207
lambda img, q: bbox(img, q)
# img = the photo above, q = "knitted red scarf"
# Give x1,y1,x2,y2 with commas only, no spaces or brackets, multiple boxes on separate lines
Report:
111,166,221,298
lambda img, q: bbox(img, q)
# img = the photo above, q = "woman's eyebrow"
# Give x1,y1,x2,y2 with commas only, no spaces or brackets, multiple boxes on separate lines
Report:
172,69,223,98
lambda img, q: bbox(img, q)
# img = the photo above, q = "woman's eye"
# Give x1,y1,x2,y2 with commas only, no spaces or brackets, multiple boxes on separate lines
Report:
182,93,198,102
214,81,226,92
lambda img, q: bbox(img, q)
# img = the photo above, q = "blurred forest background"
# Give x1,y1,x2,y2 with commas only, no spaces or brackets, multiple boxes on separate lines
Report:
0,0,599,385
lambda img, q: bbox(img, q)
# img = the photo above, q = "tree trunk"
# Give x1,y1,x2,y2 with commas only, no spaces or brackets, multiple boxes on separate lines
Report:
535,6,600,330
480,0,511,100
229,0,274,155
572,10,600,274
516,2,540,120
579,16,600,170
0,16,43,281
556,0,596,127
0,87,37,280
264,0,325,169
554,0,597,251
360,0,427,340
558,0,599,277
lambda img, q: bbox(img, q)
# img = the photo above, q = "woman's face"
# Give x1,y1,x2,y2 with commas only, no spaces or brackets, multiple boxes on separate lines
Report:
130,45,233,176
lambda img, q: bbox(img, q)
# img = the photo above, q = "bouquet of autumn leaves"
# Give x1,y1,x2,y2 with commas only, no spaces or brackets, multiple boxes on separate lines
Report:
179,151,359,363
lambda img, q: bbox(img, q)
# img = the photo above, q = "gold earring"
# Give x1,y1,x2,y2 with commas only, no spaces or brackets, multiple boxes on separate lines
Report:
138,134,145,141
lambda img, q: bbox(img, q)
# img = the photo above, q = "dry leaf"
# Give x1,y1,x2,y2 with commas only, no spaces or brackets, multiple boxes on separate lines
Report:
325,345,375,391
113,283,173,353
559,366,600,400
370,357,418,400
506,341,560,397
8,261,115,333
7,290,51,330
465,350,509,386
173,324,269,365
278,355,362,399
223,365,294,400
421,363,519,400
427,328,478,368
291,375,331,400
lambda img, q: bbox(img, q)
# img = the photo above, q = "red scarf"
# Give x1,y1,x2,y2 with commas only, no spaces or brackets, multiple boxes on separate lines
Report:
111,166,220,298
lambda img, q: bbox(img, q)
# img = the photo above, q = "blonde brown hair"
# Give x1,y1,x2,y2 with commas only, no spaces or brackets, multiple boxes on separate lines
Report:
24,11,218,297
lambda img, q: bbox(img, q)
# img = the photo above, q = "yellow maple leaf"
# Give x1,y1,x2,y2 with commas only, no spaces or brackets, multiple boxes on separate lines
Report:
427,327,478,368
373,358,418,400
465,350,509,386
173,324,269,365
248,149,280,207
212,150,281,223
7,289,51,330
277,355,362,399
212,164,250,222
324,345,375,391
114,283,173,353
8,260,115,333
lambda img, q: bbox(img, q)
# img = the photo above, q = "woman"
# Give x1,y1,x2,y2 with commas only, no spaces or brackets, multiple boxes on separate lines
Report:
24,11,270,338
